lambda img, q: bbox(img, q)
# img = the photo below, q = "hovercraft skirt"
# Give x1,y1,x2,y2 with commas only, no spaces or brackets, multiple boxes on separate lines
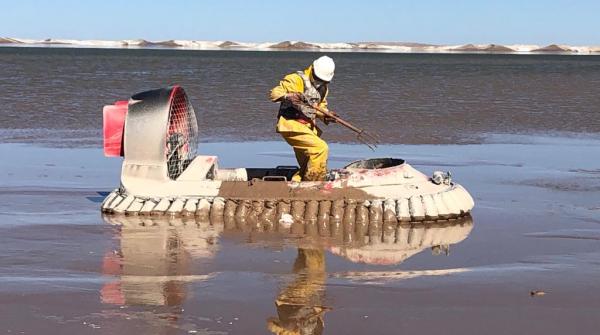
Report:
101,184,474,223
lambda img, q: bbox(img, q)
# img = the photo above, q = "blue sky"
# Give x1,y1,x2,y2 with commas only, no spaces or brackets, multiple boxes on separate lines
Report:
1,0,599,44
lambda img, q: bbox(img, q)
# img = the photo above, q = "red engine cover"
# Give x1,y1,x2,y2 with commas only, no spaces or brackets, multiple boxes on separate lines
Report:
102,100,128,157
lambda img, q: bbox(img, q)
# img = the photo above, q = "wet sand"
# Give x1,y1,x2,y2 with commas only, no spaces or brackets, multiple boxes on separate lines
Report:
1,136,599,334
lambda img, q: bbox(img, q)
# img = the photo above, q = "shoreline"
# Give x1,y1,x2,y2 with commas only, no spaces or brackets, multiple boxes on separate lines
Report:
2,41,600,56
2,129,599,148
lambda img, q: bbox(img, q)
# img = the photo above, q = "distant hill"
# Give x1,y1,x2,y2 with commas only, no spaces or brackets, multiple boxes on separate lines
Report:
482,44,515,52
41,38,69,45
452,44,515,52
452,44,481,52
0,37,21,44
219,41,244,48
269,41,320,49
532,44,571,52
122,39,181,47
1,37,596,55
358,41,438,47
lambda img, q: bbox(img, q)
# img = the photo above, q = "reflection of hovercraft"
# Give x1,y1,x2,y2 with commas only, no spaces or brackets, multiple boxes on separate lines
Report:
101,214,473,334
102,214,474,266
101,222,219,307
328,217,473,265
101,86,474,222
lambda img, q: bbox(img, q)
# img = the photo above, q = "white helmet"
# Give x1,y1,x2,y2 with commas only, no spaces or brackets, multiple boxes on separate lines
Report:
312,55,335,82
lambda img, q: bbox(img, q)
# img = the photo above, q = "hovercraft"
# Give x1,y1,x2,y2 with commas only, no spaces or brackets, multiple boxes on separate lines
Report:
101,86,474,223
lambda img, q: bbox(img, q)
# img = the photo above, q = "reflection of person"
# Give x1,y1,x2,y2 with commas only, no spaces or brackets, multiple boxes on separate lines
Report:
431,244,450,256
270,56,336,182
267,248,329,335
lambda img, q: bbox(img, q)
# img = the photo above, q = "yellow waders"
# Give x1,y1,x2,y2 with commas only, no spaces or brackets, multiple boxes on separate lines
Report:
279,119,328,182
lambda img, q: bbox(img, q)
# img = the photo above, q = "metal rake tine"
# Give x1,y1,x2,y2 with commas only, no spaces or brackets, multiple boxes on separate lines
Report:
364,129,382,143
357,134,377,151
363,141,376,151
359,132,378,146
358,129,381,144
364,131,381,144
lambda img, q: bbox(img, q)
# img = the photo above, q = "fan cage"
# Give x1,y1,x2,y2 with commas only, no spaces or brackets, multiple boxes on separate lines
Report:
166,87,198,179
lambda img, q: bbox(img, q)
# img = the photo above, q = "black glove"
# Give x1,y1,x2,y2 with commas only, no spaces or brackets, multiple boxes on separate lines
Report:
323,111,338,125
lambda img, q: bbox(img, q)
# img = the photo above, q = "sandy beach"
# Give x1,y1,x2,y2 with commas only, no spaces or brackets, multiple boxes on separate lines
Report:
1,136,599,334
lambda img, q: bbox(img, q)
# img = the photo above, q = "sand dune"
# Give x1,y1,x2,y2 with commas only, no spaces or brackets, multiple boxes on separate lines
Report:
219,41,244,48
2,37,598,54
532,44,572,52
450,44,515,52
269,41,321,49
0,37,22,44
122,39,181,47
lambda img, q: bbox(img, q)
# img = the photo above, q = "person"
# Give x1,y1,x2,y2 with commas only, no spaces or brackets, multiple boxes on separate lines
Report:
270,56,336,182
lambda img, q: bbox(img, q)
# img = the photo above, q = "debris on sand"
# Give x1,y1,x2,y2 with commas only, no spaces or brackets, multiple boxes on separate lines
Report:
530,290,546,297
278,213,294,228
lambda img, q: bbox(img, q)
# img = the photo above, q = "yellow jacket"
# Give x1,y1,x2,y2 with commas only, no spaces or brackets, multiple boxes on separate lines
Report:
270,65,329,134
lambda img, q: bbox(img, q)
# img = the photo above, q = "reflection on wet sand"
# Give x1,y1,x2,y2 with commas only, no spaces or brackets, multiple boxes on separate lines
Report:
329,219,473,265
101,224,220,306
102,214,473,334
268,248,329,335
